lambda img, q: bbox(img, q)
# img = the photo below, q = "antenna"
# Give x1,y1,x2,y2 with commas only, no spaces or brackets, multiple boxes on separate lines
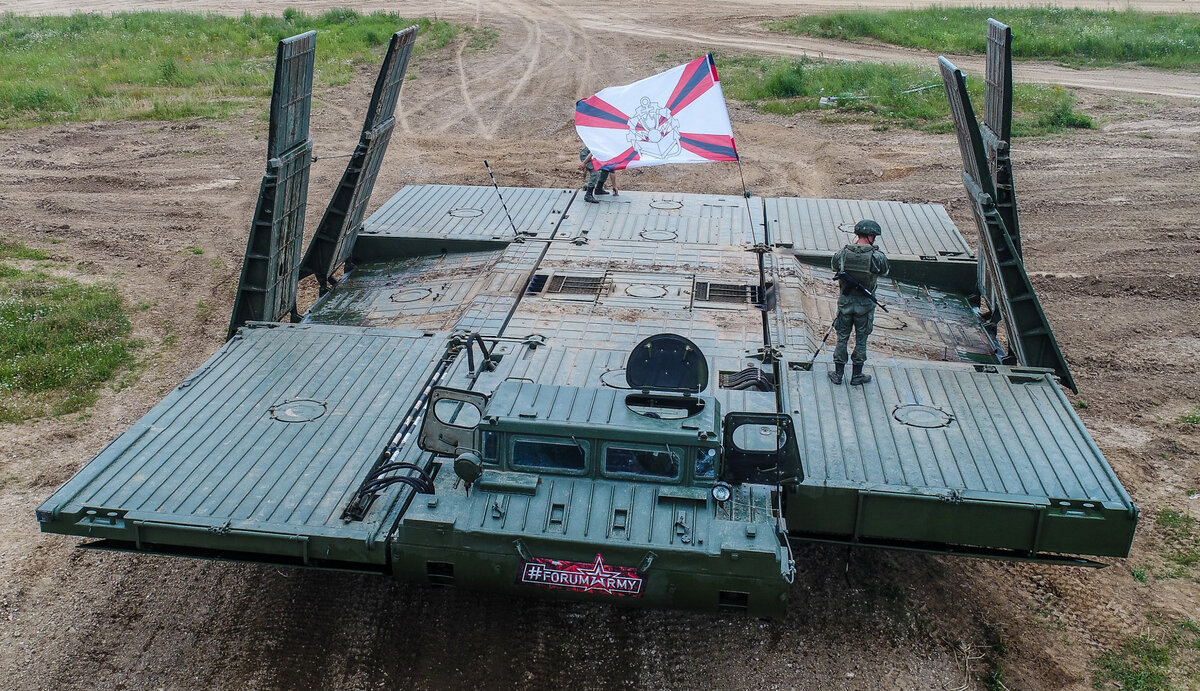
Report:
483,160,521,238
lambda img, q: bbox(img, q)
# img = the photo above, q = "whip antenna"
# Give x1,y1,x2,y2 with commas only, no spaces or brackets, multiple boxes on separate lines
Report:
483,160,521,238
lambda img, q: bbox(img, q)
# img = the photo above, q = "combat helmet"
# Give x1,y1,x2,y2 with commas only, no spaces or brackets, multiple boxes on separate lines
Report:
854,219,881,237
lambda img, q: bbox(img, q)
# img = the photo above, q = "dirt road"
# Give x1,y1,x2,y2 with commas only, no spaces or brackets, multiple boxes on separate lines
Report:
1,1,1198,689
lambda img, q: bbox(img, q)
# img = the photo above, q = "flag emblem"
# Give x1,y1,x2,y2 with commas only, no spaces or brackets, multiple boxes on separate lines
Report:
575,55,738,172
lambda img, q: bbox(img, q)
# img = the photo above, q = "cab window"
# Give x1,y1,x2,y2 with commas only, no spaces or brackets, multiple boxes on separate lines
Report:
511,438,587,473
604,445,680,480
693,447,718,480
481,431,499,463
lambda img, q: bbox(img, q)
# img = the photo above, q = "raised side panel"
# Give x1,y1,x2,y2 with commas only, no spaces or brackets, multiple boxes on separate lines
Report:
984,19,1013,143
985,18,1021,256
301,26,419,286
229,32,316,339
940,55,1075,391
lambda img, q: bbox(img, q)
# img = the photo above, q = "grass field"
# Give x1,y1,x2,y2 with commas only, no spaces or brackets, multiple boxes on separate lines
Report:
0,10,457,128
770,7,1200,71
718,56,1091,136
0,243,140,422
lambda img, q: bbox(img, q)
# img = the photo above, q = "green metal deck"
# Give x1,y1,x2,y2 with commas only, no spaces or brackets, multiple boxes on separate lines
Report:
39,184,1137,582
36,323,450,567
782,360,1136,557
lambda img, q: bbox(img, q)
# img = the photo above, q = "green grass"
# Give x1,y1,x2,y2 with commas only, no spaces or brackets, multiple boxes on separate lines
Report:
1095,636,1172,691
1093,620,1200,690
769,7,1200,71
1152,509,1199,580
0,240,48,261
717,56,1091,136
0,266,140,422
1177,407,1200,424
0,9,459,128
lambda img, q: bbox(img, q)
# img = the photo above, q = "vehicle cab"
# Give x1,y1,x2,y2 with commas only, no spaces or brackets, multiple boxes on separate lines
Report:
391,334,801,616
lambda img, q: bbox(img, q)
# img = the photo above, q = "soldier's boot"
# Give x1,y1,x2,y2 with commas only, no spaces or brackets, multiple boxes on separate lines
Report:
828,362,845,385
584,187,599,203
850,363,872,386
594,185,610,195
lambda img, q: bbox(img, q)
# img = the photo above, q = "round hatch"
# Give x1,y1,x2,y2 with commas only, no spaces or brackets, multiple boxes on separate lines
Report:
270,399,327,423
649,200,684,210
892,404,953,429
639,230,677,242
625,333,708,393
599,368,630,389
391,287,432,303
874,314,908,330
448,207,485,218
625,284,668,299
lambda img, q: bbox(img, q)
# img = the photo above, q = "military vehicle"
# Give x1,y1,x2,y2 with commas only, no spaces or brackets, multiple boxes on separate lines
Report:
37,21,1136,618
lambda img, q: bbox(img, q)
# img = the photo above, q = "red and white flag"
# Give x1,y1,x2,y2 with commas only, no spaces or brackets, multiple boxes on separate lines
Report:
575,55,738,171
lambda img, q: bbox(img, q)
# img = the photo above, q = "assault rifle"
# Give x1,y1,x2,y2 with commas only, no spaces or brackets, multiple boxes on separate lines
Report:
833,270,890,313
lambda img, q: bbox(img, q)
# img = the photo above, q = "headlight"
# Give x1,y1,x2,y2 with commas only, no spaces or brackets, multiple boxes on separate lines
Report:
711,481,732,503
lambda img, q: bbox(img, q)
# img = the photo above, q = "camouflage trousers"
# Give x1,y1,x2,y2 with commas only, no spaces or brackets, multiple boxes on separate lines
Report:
832,294,876,364
586,168,609,189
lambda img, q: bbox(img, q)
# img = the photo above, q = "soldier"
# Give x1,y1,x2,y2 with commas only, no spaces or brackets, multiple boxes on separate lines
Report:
829,219,890,386
578,146,610,203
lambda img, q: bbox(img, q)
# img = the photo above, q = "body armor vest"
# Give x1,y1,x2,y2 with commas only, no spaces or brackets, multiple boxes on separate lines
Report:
839,245,878,294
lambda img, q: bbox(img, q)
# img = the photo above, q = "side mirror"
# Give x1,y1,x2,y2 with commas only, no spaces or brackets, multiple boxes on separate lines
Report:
418,387,488,456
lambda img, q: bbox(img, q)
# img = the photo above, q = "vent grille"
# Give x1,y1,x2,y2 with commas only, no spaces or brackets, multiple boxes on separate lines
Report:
548,275,606,295
694,282,761,304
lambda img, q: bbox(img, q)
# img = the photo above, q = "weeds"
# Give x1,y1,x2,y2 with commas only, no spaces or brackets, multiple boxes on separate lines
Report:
466,26,498,54
717,56,1091,137
1093,619,1200,690
1149,509,1199,580
1177,407,1200,424
0,266,140,422
1095,636,1172,690
0,241,48,261
0,10,459,128
769,8,1200,71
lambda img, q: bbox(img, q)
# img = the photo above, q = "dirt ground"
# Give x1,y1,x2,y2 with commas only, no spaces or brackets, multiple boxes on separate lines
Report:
1,1,1198,689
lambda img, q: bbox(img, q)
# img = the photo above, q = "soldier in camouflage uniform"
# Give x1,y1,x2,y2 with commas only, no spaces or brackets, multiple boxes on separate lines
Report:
579,146,610,203
829,219,890,386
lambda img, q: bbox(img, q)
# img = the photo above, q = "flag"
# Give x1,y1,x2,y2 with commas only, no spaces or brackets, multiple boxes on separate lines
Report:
575,55,738,172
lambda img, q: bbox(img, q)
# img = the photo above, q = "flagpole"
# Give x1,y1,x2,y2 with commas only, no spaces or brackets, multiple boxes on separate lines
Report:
735,156,758,245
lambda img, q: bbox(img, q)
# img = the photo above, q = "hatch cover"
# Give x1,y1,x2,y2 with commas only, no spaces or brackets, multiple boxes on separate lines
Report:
625,333,708,393
649,200,684,210
448,207,485,218
875,314,908,331
599,369,630,389
270,398,328,422
639,230,677,242
625,284,668,299
892,404,953,429
391,287,433,303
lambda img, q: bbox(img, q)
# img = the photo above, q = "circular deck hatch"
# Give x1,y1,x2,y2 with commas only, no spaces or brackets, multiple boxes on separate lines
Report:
649,200,684,210
599,368,630,389
874,314,908,330
625,284,668,299
892,404,953,429
639,230,677,242
270,399,327,423
448,207,485,218
391,287,432,303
